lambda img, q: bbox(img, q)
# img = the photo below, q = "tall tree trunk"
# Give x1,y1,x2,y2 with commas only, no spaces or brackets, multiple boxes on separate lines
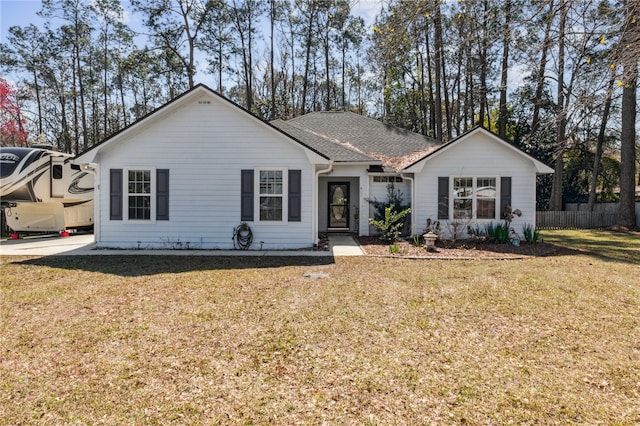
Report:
181,1,195,89
289,24,295,117
324,31,330,110
441,45,452,140
498,0,511,139
118,72,127,127
433,0,443,141
454,50,462,136
549,2,567,211
33,68,43,135
301,6,316,115
587,76,615,210
72,65,79,154
230,0,254,110
424,20,435,136
103,27,109,140
356,50,362,114
465,46,474,131
618,74,637,227
246,17,254,111
531,0,555,135
617,0,638,228
417,47,427,135
74,20,88,151
218,38,224,93
478,0,489,128
342,40,346,111
270,0,276,118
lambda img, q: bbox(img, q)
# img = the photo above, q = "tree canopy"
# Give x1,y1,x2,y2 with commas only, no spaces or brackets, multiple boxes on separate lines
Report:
1,0,637,223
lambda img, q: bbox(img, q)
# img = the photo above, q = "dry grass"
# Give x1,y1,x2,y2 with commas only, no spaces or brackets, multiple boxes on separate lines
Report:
1,230,639,424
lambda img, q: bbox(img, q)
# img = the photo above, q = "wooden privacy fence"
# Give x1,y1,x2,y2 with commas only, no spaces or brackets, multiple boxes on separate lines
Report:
536,211,617,229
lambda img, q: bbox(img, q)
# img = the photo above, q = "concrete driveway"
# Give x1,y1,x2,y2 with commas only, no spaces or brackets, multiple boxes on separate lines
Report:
0,234,363,257
0,234,96,256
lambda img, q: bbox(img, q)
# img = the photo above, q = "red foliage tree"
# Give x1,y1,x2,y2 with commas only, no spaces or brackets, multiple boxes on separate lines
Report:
0,78,28,146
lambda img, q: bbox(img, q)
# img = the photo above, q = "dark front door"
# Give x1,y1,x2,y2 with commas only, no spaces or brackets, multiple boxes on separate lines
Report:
328,182,349,230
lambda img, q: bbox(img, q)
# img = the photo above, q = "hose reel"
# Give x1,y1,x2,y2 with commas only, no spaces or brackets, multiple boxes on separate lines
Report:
233,223,253,250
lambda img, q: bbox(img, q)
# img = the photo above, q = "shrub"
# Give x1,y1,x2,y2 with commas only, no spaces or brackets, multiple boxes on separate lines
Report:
522,223,540,244
487,222,510,244
369,204,411,243
367,183,411,234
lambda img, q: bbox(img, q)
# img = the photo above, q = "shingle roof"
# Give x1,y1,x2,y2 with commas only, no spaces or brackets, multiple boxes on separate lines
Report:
273,111,442,170
271,119,376,163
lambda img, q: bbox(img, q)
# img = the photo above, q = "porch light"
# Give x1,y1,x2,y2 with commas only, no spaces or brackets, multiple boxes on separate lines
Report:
80,163,98,171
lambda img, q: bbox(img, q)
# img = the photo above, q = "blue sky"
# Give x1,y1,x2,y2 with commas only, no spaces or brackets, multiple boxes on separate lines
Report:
1,1,44,43
1,0,381,44
1,0,382,89
1,0,532,96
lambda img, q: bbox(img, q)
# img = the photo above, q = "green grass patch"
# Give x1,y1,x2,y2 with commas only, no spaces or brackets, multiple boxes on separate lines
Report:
1,230,639,424
541,228,640,264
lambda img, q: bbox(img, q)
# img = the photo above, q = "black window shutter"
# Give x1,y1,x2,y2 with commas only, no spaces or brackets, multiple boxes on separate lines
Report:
500,177,512,219
437,177,449,220
110,169,123,220
288,169,302,222
156,169,170,220
241,169,254,221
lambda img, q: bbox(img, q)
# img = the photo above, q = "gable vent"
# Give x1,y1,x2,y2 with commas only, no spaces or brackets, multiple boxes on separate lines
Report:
198,100,211,105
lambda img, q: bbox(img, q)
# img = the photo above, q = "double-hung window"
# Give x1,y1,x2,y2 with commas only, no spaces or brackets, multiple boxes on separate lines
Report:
476,177,496,219
128,169,152,220
453,177,474,219
452,177,496,220
259,170,283,221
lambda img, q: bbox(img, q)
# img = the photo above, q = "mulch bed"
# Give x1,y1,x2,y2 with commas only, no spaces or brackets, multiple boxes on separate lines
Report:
356,236,559,259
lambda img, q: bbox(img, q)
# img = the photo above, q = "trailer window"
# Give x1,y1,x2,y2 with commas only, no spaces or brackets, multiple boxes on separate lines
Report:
52,164,63,179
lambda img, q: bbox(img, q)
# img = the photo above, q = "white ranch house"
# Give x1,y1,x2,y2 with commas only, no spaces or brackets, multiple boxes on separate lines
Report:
75,84,553,250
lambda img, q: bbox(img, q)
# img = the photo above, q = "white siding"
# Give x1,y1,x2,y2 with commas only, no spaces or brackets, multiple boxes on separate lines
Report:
413,132,539,238
96,92,316,249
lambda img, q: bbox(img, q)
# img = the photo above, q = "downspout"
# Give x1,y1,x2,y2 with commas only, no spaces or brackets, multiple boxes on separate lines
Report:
401,173,416,236
313,163,333,245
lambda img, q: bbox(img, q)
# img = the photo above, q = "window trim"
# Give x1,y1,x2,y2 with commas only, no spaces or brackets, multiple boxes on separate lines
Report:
255,168,288,223
450,176,499,221
124,167,156,223
371,175,404,183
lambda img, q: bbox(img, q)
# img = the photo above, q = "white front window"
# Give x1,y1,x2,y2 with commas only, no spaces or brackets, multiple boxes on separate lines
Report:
126,168,154,221
372,176,403,183
476,177,496,219
259,170,283,221
453,177,497,220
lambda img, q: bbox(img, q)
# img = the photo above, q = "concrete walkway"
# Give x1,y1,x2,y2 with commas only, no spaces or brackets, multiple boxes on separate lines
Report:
0,233,364,257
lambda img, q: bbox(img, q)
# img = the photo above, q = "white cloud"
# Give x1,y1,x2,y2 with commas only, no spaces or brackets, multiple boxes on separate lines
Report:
351,0,385,27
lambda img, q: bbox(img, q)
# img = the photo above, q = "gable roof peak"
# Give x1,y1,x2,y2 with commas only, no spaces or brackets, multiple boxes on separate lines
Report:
75,84,329,163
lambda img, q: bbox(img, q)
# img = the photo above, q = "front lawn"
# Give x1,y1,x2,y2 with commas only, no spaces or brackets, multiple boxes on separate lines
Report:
1,230,638,424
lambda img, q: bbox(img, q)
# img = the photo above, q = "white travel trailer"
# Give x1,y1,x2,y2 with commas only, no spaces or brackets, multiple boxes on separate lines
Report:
0,146,94,233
